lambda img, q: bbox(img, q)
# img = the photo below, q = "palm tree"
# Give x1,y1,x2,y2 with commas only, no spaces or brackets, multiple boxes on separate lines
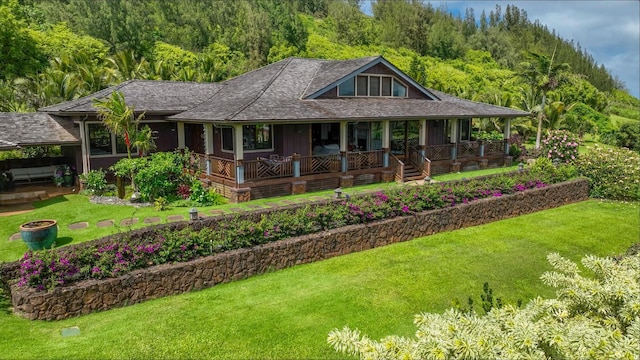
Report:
518,48,570,149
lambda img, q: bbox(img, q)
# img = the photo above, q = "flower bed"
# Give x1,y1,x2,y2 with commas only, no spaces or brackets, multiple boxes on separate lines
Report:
6,176,590,320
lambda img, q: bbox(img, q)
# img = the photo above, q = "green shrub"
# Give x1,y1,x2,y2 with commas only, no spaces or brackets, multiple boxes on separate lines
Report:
79,169,108,195
575,145,640,201
133,151,192,201
189,180,226,206
614,122,640,151
328,252,640,359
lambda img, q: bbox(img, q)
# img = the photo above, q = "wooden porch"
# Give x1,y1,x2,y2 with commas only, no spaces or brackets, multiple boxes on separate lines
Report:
188,140,508,202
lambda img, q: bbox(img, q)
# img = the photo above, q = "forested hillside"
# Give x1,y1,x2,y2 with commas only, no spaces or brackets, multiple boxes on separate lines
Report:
1,0,638,146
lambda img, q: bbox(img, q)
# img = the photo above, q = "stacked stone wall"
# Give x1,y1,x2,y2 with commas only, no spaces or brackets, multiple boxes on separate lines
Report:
9,179,589,320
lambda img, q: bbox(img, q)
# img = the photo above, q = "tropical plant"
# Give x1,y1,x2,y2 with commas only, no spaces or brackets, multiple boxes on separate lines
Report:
78,169,108,195
328,252,640,360
541,130,580,164
518,49,570,149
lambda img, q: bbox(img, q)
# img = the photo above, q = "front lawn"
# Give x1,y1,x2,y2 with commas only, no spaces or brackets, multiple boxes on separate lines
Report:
0,199,637,359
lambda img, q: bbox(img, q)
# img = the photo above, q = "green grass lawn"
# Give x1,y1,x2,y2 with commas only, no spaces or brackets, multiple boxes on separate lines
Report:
0,199,637,359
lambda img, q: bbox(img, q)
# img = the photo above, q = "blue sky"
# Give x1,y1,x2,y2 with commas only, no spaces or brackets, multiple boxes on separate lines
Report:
360,1,640,98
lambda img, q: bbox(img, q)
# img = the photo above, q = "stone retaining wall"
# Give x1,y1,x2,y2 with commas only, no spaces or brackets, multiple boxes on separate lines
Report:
10,179,589,320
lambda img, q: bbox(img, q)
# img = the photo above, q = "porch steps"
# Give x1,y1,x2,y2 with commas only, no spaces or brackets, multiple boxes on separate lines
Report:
403,165,426,182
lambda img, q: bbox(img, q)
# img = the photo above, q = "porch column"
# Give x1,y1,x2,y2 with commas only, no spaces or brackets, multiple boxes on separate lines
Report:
177,122,185,149
450,119,458,161
504,118,512,154
292,153,300,177
233,124,244,184
382,120,390,167
418,118,427,158
339,121,348,172
204,123,214,176
79,121,90,174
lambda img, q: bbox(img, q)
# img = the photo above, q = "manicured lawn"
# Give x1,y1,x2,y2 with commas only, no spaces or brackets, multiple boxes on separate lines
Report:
0,199,637,359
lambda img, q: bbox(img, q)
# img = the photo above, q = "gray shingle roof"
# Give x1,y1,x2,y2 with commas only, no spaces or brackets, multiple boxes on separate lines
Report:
39,80,223,114
0,112,80,147
170,56,528,122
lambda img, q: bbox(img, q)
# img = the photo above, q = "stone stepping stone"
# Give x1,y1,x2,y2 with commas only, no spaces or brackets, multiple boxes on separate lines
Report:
96,220,114,228
209,210,225,215
120,218,139,227
265,202,282,208
246,204,266,209
229,207,245,213
281,200,298,205
167,215,185,222
143,217,161,224
9,232,21,241
68,222,89,230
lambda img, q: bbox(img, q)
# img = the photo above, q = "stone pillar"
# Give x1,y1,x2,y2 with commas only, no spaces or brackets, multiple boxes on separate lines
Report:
339,175,354,188
452,162,461,172
381,170,395,183
291,180,306,195
230,187,251,203
479,159,489,169
292,153,300,177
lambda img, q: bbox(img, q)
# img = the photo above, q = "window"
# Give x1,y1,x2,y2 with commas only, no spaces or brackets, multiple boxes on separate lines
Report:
221,125,273,152
338,75,408,98
88,123,128,156
338,78,355,96
459,119,471,142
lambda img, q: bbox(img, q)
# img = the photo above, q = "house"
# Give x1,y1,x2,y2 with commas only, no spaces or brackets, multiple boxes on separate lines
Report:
1,56,529,202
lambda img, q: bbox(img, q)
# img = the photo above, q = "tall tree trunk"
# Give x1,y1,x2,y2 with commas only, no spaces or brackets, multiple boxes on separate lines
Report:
535,93,546,149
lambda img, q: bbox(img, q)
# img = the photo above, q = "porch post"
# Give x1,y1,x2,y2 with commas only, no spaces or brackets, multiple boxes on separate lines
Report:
504,118,511,154
293,153,300,177
450,119,458,161
382,120,390,167
233,124,244,184
204,123,214,176
79,120,90,174
418,118,427,158
340,121,348,172
177,122,185,149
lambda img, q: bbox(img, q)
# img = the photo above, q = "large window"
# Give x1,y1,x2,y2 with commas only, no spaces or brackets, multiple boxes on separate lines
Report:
222,124,273,152
459,119,471,142
338,75,408,97
88,123,128,156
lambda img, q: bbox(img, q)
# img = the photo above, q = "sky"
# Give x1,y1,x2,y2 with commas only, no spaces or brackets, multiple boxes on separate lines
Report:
361,1,640,98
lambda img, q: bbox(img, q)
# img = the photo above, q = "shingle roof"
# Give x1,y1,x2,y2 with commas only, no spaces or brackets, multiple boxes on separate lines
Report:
0,112,80,147
170,56,528,122
39,80,223,114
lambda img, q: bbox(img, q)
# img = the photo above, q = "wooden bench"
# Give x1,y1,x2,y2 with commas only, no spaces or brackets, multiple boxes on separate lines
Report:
10,165,56,183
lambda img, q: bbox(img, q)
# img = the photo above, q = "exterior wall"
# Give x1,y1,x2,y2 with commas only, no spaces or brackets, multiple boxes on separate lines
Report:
275,124,310,156
7,179,590,320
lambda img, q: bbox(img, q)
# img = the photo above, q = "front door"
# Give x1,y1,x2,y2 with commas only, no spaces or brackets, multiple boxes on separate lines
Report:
390,121,420,159
184,123,205,154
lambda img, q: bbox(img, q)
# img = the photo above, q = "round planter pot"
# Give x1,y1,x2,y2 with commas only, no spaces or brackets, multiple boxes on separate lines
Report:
19,220,58,251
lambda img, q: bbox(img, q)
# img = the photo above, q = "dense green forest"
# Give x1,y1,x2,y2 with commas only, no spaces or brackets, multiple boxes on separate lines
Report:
1,0,638,147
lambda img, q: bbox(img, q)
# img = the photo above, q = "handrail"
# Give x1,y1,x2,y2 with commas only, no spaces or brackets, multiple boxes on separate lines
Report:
191,153,236,180
389,153,404,183
408,147,431,178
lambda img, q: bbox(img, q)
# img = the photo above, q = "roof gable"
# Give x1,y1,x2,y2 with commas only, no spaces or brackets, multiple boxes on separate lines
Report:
0,112,80,147
303,56,439,100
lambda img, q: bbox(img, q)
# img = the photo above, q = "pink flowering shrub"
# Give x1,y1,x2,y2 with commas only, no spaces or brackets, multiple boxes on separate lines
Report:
19,170,576,291
541,130,580,163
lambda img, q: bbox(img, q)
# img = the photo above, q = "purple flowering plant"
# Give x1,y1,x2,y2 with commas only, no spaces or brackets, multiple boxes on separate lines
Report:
19,169,576,291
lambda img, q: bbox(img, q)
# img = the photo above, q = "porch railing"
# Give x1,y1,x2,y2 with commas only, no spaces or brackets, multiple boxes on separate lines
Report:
191,153,236,181
300,154,341,176
347,150,384,171
456,142,480,158
485,140,507,155
425,144,453,161
245,158,293,180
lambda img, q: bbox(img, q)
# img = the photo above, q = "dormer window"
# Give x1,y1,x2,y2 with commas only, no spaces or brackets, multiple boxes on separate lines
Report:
338,75,408,97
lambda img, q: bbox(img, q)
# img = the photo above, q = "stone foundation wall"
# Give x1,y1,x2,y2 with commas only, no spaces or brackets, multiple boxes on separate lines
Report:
9,179,589,320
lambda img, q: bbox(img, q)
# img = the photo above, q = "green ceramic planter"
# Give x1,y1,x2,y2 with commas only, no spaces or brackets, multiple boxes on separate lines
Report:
20,220,58,251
